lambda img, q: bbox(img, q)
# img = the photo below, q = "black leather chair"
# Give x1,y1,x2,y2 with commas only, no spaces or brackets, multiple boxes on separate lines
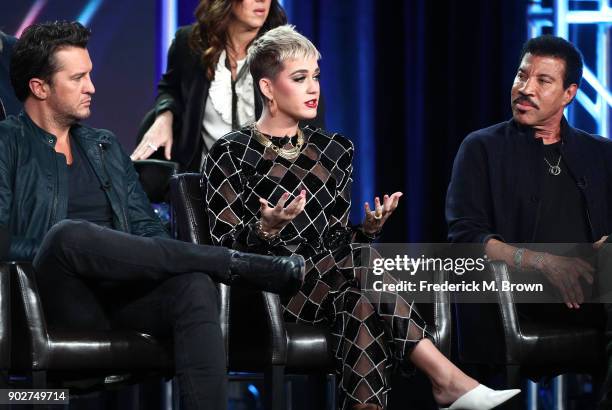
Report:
133,159,179,204
170,172,453,410
9,261,173,388
0,262,11,376
6,160,181,401
454,261,606,409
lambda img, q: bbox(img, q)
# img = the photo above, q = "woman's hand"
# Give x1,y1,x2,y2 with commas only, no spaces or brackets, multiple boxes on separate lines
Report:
362,192,403,235
131,111,174,160
594,235,609,250
259,190,307,235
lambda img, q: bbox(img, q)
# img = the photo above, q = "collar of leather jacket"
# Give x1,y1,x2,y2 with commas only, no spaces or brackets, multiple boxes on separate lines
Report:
19,111,113,147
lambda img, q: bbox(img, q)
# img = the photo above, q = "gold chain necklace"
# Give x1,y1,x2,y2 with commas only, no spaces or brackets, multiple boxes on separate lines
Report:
251,124,304,160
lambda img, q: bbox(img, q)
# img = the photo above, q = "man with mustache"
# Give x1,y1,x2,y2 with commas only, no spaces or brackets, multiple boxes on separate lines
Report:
0,21,305,409
446,34,612,403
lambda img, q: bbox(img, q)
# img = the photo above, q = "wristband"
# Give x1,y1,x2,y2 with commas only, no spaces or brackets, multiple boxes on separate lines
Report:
532,252,546,270
254,220,279,242
513,247,525,270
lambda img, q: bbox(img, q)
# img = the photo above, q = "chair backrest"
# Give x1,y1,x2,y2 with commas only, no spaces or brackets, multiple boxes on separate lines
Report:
169,173,211,245
132,159,179,203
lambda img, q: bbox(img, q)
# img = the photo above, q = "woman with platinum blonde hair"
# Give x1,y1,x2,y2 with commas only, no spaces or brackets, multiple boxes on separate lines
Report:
203,25,519,410
131,0,324,170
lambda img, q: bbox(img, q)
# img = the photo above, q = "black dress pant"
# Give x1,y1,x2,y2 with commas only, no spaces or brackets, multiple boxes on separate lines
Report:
32,220,232,410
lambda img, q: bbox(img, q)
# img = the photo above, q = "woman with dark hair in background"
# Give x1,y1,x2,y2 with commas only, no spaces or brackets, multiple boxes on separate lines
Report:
0,30,21,118
203,24,520,410
131,0,324,171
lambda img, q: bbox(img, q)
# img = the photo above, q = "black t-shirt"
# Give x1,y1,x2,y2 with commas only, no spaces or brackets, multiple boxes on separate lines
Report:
533,141,592,244
522,142,603,326
66,139,113,227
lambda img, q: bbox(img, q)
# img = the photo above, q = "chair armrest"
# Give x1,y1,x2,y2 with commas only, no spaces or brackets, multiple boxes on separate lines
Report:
0,262,10,369
488,261,523,363
260,292,288,366
6,261,49,370
133,159,179,203
432,269,452,358
453,261,516,365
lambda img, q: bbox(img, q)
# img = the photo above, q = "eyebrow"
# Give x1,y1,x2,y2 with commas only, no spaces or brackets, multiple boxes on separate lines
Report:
538,73,555,80
70,69,91,77
290,68,320,76
517,68,555,80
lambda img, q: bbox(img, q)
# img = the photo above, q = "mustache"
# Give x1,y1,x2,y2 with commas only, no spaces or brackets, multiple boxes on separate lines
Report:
513,95,539,110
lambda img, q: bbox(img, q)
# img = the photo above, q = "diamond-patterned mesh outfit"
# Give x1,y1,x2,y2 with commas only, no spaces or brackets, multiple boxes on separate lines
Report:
203,126,430,409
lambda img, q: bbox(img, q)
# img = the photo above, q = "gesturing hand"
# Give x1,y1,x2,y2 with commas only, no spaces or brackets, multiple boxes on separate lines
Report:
259,190,307,236
539,253,594,309
362,192,403,235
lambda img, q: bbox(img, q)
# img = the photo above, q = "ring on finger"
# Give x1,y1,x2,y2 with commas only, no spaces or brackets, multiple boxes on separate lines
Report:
146,142,158,151
374,210,383,220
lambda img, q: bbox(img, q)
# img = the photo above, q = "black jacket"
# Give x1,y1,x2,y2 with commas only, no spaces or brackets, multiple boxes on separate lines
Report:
0,112,168,261
143,25,325,172
446,118,612,244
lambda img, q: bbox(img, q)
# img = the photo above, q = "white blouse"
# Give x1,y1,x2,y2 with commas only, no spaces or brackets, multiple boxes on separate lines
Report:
200,49,256,167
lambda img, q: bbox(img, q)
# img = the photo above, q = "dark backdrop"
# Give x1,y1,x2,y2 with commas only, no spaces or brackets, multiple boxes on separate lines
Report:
0,0,157,147
283,0,528,242
2,0,529,243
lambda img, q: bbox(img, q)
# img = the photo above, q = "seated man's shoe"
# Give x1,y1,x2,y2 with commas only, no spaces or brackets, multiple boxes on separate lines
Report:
227,250,305,296
440,385,521,410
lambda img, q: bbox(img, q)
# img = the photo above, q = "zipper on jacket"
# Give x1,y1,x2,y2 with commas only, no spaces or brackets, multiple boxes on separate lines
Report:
48,153,59,227
97,143,129,230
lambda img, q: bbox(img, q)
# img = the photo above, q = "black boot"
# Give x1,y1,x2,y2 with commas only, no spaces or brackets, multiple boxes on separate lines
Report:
227,250,305,296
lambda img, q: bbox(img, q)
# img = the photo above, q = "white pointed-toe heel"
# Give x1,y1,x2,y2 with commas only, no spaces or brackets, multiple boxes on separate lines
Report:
440,384,521,410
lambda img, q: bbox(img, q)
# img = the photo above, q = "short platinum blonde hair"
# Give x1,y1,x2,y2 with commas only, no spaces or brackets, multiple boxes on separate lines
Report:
247,25,320,95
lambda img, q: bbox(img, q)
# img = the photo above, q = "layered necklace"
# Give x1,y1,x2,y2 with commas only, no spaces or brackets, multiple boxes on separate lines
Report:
251,123,305,160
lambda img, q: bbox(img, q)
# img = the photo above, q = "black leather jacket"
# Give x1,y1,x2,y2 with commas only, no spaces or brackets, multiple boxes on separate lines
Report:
0,112,168,261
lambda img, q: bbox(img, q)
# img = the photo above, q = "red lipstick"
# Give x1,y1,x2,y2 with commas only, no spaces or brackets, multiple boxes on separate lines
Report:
305,99,318,108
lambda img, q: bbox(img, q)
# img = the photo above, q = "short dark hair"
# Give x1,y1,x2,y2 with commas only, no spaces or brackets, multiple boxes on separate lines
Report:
519,35,583,89
10,21,91,101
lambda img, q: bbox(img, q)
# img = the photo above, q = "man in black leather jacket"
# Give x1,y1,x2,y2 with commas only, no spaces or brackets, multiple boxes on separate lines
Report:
1,21,304,410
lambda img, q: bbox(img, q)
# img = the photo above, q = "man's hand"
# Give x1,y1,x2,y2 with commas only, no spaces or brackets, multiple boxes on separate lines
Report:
538,253,594,309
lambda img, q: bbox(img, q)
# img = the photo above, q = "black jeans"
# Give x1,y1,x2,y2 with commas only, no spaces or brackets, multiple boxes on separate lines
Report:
32,220,232,410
